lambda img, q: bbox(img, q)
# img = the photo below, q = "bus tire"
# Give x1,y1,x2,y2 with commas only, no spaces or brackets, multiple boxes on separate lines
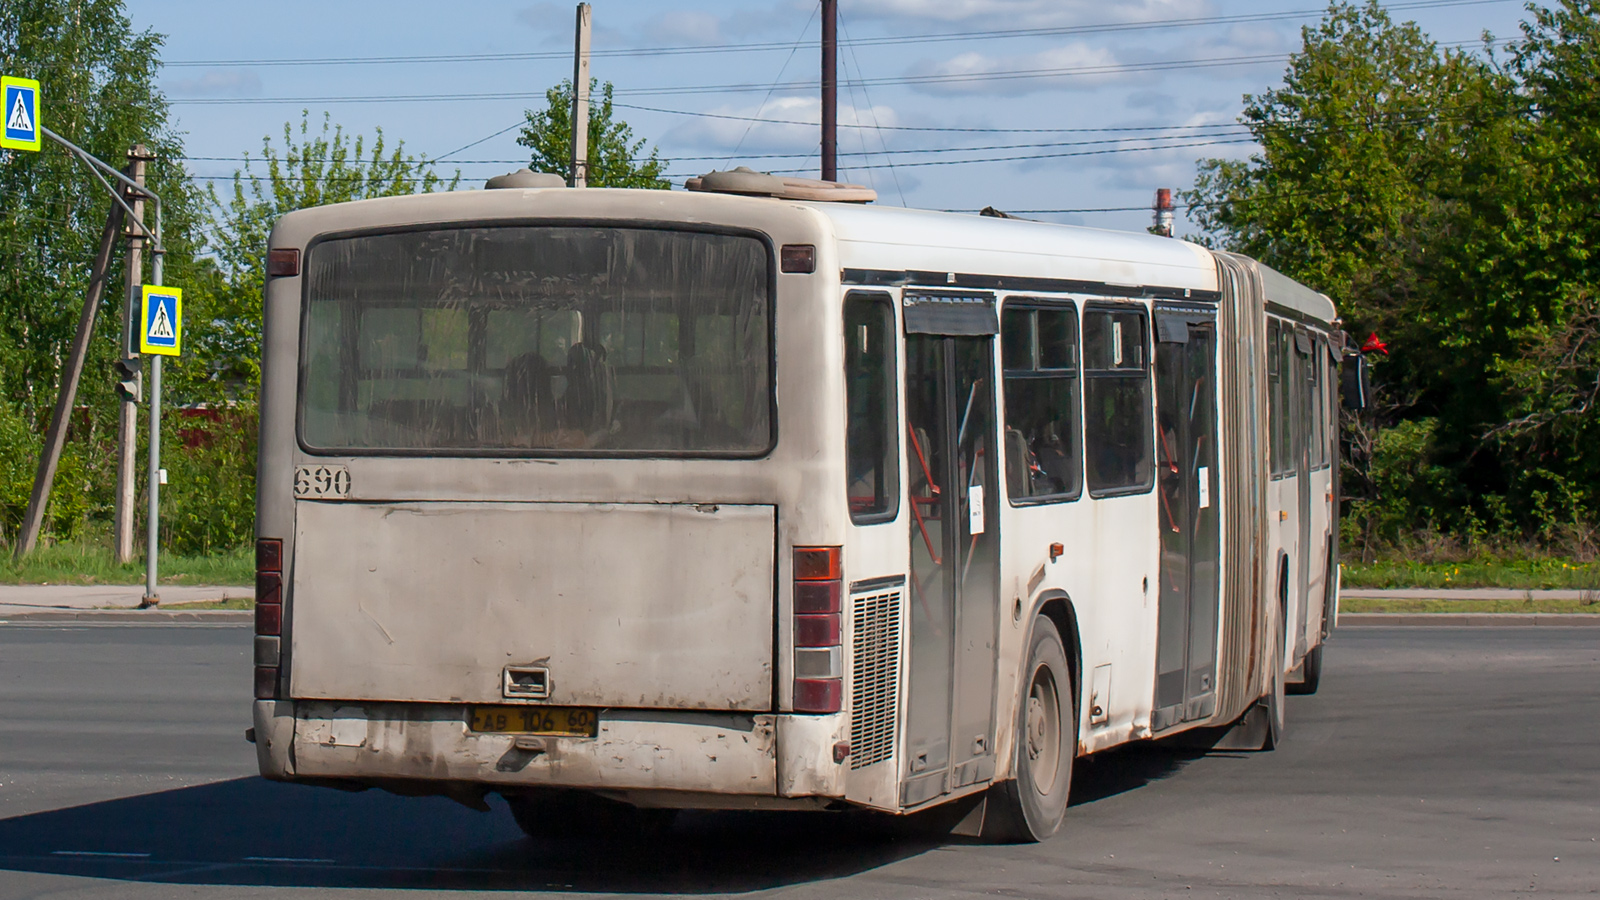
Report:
506,790,675,842
982,615,1074,843
1262,590,1288,750
1288,642,1323,695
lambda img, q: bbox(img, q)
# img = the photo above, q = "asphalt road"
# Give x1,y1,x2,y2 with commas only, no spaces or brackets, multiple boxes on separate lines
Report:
0,624,1595,899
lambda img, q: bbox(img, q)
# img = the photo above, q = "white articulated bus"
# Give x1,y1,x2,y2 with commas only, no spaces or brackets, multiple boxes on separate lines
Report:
249,169,1342,841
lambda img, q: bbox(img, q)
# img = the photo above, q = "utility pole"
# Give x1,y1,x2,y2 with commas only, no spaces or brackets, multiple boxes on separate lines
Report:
570,2,592,188
821,0,838,182
113,146,151,564
15,178,127,558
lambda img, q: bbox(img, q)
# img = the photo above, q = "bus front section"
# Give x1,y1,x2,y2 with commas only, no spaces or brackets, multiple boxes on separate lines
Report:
251,203,852,818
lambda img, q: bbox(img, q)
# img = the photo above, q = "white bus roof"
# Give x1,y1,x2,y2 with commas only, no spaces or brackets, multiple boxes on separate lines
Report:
270,186,1334,321
808,201,1221,298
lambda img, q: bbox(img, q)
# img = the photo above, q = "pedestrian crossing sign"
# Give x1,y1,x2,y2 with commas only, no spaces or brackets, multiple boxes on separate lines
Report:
139,285,182,356
1,75,41,152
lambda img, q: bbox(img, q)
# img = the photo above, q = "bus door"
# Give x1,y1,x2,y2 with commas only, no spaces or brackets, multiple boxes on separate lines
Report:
1151,306,1221,730
900,292,1001,808
1292,329,1314,659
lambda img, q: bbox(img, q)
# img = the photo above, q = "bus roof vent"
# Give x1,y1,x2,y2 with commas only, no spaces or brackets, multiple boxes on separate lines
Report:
485,169,567,189
685,167,876,203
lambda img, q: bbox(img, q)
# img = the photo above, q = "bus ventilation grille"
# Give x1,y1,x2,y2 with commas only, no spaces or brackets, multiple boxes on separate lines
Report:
850,588,902,770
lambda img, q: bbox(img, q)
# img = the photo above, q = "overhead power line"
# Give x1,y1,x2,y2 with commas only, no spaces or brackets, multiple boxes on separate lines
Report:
165,37,1507,107
176,128,1256,169
162,52,1297,106
160,0,1512,68
175,134,1261,183
612,102,1247,134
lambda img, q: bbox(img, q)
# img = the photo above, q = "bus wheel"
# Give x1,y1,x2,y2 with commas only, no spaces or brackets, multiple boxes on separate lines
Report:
1288,642,1323,695
506,790,675,842
1288,596,1326,696
982,616,1074,843
1262,598,1287,750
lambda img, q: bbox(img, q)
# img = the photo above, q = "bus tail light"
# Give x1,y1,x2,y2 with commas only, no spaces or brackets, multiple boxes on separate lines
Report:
255,538,283,699
793,546,842,713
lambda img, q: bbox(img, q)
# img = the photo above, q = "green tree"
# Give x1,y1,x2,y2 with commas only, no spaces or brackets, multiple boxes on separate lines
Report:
196,111,459,398
0,0,211,547
0,0,207,418
1189,0,1600,547
517,79,668,188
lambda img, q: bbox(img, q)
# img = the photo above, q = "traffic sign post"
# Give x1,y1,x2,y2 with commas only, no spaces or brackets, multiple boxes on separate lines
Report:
138,284,179,606
1,75,41,152
5,84,174,606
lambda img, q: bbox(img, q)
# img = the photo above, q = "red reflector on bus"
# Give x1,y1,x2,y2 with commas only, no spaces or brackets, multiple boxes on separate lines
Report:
780,244,816,274
793,546,842,581
254,666,278,699
794,678,841,713
255,571,282,606
255,602,282,636
256,538,282,574
267,248,300,277
794,580,841,614
795,613,840,647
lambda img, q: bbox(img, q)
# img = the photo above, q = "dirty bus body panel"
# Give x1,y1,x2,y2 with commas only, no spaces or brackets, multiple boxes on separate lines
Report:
290,501,775,709
252,184,1339,827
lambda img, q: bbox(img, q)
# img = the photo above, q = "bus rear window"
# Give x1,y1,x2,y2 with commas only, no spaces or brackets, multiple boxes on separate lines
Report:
299,226,772,455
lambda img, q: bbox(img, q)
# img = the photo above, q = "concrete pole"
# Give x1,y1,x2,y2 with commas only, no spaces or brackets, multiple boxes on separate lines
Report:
822,0,838,182
114,147,150,564
570,3,592,188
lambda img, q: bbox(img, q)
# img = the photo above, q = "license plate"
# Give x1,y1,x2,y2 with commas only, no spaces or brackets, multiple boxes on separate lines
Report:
468,706,598,737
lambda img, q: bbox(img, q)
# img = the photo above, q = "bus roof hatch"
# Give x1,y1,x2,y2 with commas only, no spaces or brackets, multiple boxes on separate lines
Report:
686,167,876,203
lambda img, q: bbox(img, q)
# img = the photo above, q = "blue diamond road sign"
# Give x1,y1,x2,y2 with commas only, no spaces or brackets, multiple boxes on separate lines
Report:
1,75,41,153
139,286,182,357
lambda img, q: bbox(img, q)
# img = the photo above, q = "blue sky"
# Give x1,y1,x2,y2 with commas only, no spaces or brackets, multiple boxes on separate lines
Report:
127,0,1543,235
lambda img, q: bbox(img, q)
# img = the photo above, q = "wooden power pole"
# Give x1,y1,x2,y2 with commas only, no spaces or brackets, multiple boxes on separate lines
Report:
821,0,838,182
114,147,151,563
571,3,592,188
15,168,129,558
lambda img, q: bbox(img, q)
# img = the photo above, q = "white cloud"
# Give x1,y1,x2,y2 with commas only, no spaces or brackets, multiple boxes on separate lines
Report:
904,42,1136,96
166,70,261,97
666,95,902,157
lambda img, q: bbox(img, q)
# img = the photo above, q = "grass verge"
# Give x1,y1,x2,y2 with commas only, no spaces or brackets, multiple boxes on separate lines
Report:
0,539,252,586
163,597,255,610
1342,558,1600,590
1341,596,1600,614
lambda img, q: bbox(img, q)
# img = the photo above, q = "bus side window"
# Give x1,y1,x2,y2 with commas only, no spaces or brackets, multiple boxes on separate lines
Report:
1082,305,1153,496
1267,318,1283,477
1292,329,1310,468
1309,336,1327,469
1000,301,1082,504
844,292,899,524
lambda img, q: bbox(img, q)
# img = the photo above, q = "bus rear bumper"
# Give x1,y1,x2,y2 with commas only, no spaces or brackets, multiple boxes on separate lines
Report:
255,700,808,800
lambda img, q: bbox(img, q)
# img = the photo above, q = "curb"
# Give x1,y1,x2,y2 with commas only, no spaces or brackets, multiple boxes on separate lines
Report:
0,609,253,624
1339,613,1600,627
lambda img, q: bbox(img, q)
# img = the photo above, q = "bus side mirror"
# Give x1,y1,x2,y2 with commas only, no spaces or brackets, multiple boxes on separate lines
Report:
1340,354,1369,411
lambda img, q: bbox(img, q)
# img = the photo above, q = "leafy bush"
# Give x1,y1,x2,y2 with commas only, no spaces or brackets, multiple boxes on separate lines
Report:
0,401,39,549
157,406,257,556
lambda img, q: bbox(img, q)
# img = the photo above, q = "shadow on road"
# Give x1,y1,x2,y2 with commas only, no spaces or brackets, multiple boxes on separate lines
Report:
0,741,1218,891
0,777,944,891
1068,741,1209,807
